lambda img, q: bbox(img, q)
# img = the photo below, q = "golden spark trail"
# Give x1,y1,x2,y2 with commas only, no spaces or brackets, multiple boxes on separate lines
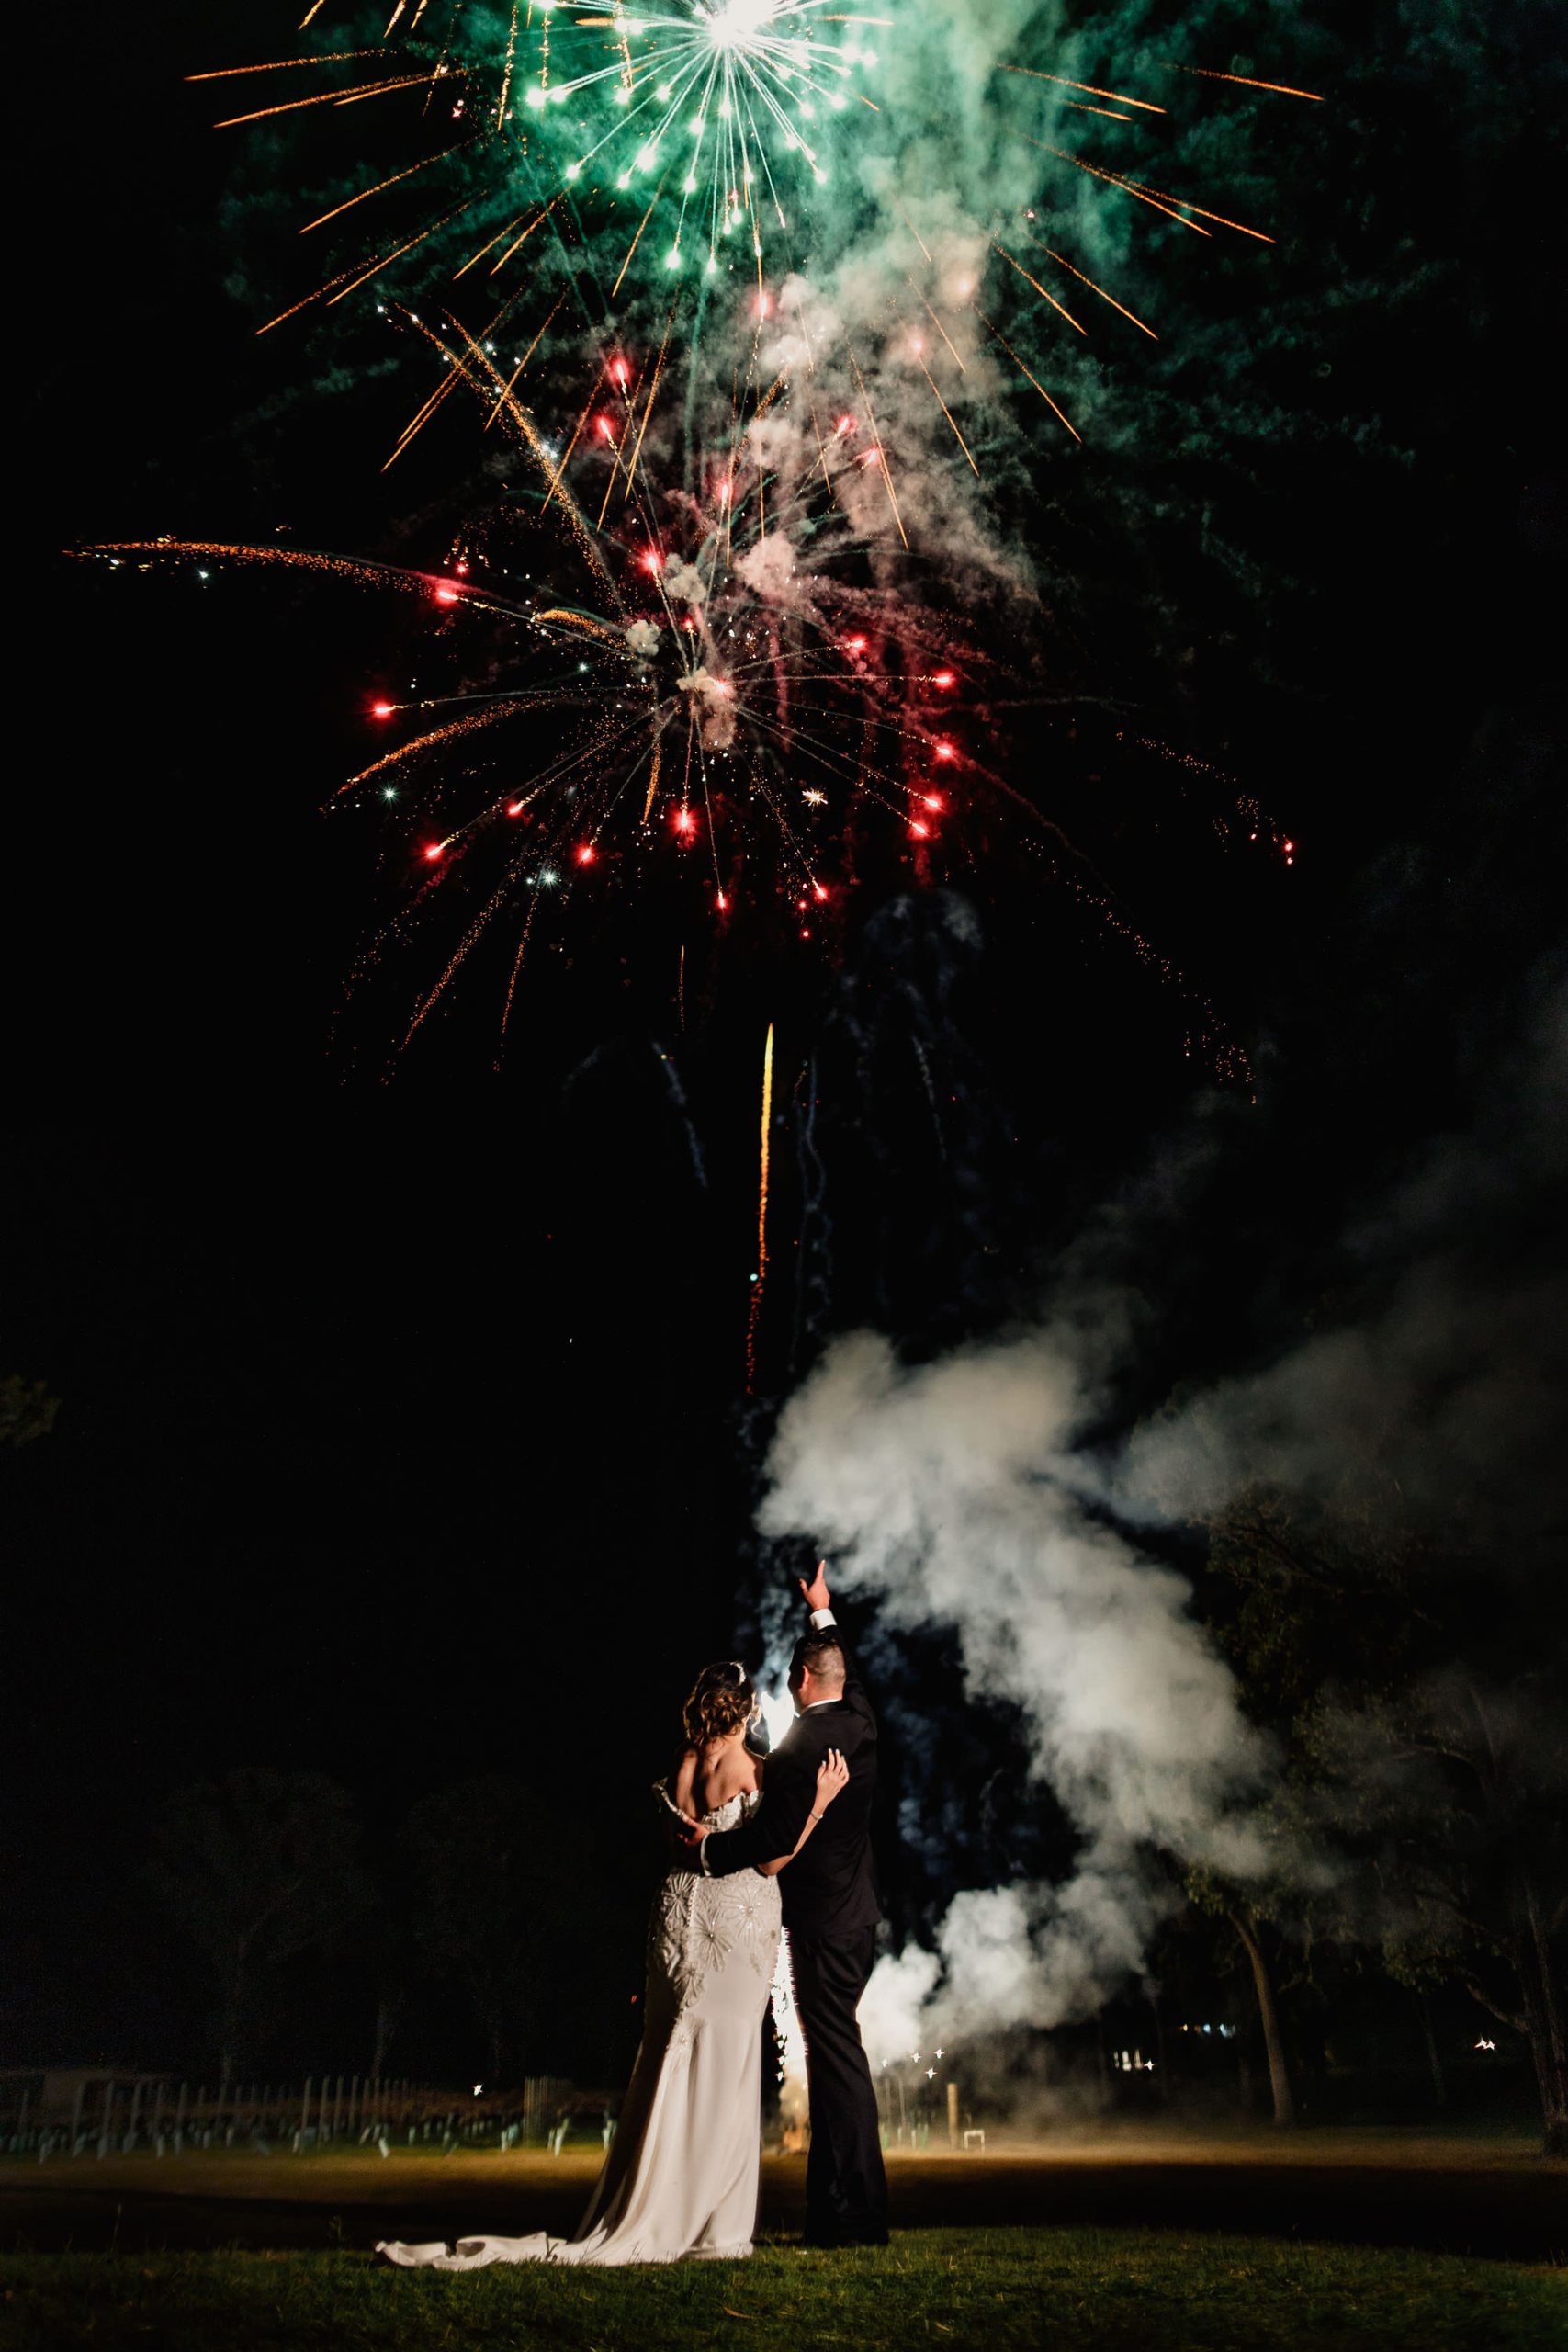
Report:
187,51,389,80
1038,245,1157,337
976,313,1081,441
908,343,977,473
848,347,908,549
421,318,619,599
489,197,562,276
541,379,602,516
211,74,439,128
483,294,564,428
1122,176,1274,242
1034,143,1213,233
907,280,965,372
341,707,520,791
1174,66,1323,101
301,143,471,232
997,63,1164,112
620,309,672,500
454,212,530,277
326,198,479,303
256,266,357,334
612,188,663,300
745,1019,775,1391
384,368,463,466
994,242,1087,333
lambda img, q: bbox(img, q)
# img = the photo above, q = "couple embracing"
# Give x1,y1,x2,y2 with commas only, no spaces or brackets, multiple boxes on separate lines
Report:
378,1563,888,2268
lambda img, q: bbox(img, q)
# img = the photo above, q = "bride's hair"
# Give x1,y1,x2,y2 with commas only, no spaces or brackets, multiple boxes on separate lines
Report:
683,1659,756,1747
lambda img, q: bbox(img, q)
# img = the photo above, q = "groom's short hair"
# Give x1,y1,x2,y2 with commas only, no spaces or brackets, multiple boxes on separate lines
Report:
790,1631,846,1693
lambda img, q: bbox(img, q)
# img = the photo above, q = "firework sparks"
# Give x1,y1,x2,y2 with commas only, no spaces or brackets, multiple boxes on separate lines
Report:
746,1018,774,1389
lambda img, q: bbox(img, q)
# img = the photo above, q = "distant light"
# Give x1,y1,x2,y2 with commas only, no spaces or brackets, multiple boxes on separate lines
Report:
933,741,955,762
506,801,525,818
909,820,931,839
640,548,662,574
675,808,695,832
433,582,458,605
834,413,856,435
813,884,828,900
596,415,615,440
381,786,397,801
575,843,595,864
612,359,629,386
716,891,728,910
371,700,395,718
933,670,955,688
423,842,445,861
844,635,868,653
921,794,942,811
473,2084,483,2096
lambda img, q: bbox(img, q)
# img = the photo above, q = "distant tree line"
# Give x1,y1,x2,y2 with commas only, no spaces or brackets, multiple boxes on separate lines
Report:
1180,1471,1566,2155
146,1770,609,2090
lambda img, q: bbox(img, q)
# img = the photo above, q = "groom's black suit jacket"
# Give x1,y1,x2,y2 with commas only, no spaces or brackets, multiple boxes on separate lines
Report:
701,1633,879,1939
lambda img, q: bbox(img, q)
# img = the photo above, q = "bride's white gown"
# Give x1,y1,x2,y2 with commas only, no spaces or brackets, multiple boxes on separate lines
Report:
377,1789,782,2269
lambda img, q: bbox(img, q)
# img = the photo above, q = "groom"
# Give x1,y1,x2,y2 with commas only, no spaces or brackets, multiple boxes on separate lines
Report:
687,1563,888,2249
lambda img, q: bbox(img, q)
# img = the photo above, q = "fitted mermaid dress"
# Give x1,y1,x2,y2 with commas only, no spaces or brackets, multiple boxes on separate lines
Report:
377,1787,781,2268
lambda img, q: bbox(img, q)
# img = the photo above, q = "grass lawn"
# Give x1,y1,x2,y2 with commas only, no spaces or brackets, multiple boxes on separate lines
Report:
3,2229,1562,2352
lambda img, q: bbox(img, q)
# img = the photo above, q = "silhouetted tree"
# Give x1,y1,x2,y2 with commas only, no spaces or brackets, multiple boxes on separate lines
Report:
1204,1488,1568,2152
405,1776,563,2081
148,1768,367,2081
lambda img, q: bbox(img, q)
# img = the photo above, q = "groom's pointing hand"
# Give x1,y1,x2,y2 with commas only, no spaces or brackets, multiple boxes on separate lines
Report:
798,1560,831,1614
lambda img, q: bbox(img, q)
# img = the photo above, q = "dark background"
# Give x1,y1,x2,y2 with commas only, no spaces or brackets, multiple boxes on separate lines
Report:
6,1,1562,2088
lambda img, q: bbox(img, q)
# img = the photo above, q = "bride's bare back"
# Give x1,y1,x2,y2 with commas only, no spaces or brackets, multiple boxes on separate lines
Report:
676,1736,760,1822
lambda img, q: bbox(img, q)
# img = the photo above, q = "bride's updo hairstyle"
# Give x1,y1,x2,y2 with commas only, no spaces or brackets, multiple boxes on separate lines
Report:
683,1660,756,1747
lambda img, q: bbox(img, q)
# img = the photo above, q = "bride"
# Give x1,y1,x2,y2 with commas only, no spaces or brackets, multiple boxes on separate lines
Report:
377,1658,848,2268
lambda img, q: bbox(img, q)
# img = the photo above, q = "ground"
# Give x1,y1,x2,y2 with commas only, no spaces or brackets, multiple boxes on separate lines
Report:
2,2134,1563,2351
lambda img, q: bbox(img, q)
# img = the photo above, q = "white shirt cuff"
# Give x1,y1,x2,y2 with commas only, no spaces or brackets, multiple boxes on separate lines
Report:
809,1607,837,1630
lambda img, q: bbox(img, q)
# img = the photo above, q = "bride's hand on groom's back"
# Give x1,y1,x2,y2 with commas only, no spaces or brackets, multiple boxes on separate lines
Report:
815,1749,850,1811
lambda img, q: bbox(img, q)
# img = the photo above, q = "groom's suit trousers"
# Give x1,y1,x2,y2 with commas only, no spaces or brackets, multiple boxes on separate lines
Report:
789,1926,888,2246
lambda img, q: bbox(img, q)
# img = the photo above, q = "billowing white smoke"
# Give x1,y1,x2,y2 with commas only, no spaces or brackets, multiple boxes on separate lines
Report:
678,662,736,749
759,1328,1273,2053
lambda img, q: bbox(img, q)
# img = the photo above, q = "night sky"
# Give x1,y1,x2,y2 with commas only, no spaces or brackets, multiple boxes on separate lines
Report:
7,0,1562,2090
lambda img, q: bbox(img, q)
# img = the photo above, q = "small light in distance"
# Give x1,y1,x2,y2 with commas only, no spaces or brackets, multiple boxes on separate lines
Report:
433,582,459,605
933,741,955,762
575,843,596,865
423,842,446,862
716,890,728,910
834,413,857,435
640,548,662,574
371,699,395,718
813,884,829,901
933,670,955,688
921,793,943,811
844,634,868,653
909,820,931,840
674,808,695,833
612,358,629,386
